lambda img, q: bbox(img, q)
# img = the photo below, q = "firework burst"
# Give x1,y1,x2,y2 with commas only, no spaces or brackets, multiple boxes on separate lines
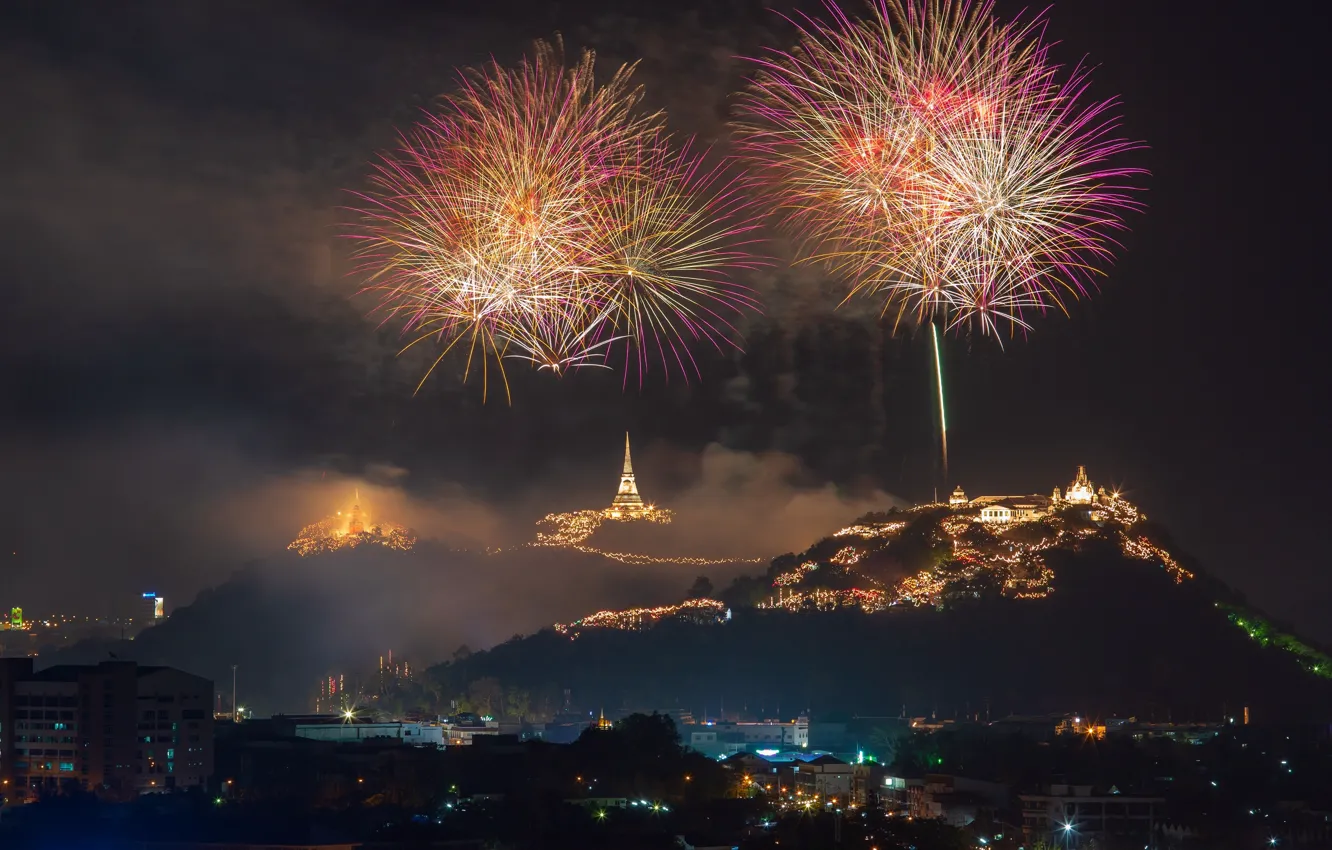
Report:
734,0,1144,337
352,40,761,399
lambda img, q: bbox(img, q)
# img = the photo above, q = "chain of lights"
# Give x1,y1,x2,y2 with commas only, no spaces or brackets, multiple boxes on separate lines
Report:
573,546,765,567
554,598,729,637
829,546,862,566
525,508,762,566
833,521,907,538
772,561,821,587
1219,603,1332,679
1119,533,1193,583
757,587,889,613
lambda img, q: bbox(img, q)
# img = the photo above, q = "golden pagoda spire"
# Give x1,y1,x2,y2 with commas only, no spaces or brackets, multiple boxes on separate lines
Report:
347,488,365,535
607,432,649,518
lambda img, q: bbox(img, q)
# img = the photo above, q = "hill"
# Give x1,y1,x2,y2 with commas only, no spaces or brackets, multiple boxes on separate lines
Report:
38,540,718,713
427,503,1332,722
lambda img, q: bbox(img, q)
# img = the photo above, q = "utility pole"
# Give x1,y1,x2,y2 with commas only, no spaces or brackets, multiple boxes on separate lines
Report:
231,664,238,721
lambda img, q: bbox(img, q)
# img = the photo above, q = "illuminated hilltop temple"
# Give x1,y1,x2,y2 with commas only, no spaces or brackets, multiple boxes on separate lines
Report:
289,490,416,556
604,433,659,520
532,433,674,551
1062,465,1095,505
952,466,1122,524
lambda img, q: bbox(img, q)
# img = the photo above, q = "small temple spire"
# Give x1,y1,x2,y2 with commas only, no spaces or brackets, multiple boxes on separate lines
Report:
623,431,634,475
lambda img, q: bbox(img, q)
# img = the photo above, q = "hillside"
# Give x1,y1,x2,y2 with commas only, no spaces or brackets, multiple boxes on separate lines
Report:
39,541,712,713
429,501,1332,722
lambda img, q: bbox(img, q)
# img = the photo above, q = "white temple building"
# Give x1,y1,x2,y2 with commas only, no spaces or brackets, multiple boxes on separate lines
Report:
1064,465,1095,505
952,466,1110,524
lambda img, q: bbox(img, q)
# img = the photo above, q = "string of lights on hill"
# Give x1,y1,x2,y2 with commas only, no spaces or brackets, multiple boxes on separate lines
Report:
526,508,764,567
1217,603,1332,680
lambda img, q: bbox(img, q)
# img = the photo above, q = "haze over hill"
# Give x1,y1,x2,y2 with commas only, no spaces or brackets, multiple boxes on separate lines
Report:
38,440,896,711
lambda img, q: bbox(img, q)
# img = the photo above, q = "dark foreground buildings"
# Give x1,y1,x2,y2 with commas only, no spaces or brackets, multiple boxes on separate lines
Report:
0,658,213,800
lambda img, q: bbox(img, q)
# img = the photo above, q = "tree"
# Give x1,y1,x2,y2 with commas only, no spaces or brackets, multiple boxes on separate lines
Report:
687,575,714,599
504,686,531,721
614,712,682,760
467,677,503,716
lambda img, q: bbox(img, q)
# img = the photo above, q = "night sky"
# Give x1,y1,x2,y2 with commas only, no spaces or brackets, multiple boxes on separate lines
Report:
1,1,1327,644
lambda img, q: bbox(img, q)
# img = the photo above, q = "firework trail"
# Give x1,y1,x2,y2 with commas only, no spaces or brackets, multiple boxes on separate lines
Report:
351,40,762,398
733,0,1144,337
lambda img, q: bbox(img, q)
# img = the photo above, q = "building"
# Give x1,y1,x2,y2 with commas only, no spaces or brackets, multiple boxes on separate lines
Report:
140,592,165,622
721,750,853,801
977,498,1048,524
604,433,656,520
442,713,502,746
0,658,213,800
955,466,1118,522
791,753,854,799
275,714,446,748
1055,715,1107,740
989,713,1068,740
683,716,809,759
1020,784,1163,845
882,773,1009,826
